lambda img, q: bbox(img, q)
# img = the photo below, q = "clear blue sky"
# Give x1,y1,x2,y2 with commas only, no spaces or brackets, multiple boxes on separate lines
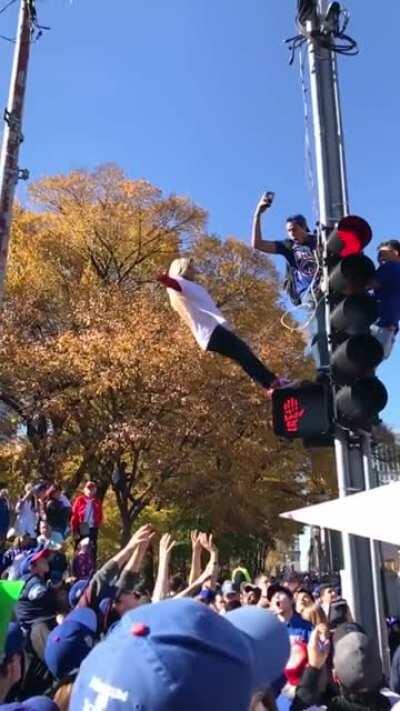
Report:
0,0,398,428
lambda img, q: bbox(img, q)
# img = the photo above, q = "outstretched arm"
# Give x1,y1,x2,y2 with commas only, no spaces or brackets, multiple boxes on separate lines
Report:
152,533,176,602
78,524,154,610
188,531,202,586
117,527,155,593
156,274,182,292
251,194,278,254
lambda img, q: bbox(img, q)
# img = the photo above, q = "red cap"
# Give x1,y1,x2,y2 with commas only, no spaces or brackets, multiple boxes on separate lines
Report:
31,548,52,565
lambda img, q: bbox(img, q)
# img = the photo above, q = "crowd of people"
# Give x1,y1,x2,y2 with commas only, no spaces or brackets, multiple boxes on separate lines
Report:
0,197,398,709
0,480,103,609
1,510,400,711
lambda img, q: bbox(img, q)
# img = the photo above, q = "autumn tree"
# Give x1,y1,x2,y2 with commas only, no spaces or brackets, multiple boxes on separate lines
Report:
0,165,334,546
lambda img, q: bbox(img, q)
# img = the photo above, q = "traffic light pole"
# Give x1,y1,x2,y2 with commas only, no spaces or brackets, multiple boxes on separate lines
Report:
305,0,388,666
0,0,32,302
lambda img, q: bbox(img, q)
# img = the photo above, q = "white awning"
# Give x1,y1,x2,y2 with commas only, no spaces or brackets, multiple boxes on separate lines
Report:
280,482,400,546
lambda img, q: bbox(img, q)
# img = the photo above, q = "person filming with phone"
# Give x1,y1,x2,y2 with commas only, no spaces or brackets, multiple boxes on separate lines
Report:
251,193,328,367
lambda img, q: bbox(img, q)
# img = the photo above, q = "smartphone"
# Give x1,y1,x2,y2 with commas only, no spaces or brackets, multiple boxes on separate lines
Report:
264,191,275,206
328,599,349,629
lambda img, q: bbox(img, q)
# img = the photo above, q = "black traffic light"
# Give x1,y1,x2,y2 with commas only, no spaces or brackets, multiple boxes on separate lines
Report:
327,215,388,429
272,382,333,440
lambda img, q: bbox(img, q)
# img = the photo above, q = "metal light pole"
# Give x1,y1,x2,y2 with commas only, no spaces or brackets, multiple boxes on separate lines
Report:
305,0,388,667
0,0,32,302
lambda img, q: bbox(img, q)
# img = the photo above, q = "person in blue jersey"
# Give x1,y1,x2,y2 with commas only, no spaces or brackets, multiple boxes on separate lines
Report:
252,194,328,367
251,195,317,307
268,585,313,645
371,239,400,359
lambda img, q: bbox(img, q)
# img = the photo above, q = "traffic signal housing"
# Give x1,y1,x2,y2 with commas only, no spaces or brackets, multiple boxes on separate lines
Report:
327,215,388,429
272,382,333,440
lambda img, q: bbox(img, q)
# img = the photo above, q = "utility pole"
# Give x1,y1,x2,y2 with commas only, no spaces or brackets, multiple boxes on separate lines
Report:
0,0,33,302
304,0,390,671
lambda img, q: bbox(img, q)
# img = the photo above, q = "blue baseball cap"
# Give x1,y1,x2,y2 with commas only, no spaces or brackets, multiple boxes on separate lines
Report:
0,698,58,711
44,607,97,680
20,548,51,576
68,578,89,609
197,588,215,604
70,598,255,711
226,607,290,688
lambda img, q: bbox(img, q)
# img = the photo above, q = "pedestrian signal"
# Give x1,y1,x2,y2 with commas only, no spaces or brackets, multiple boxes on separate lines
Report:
272,383,333,440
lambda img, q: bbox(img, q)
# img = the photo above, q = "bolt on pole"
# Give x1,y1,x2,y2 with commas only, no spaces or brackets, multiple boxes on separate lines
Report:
0,0,32,303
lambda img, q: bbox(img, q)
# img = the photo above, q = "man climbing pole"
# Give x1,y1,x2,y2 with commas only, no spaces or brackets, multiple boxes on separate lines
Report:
252,192,329,368
157,257,290,397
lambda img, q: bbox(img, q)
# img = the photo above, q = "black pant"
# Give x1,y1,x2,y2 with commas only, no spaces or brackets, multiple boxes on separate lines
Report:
207,325,276,388
89,527,99,561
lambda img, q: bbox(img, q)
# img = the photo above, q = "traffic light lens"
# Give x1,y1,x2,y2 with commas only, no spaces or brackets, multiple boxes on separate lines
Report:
330,294,378,335
337,215,372,254
327,215,373,259
335,376,388,427
329,254,376,294
331,334,384,383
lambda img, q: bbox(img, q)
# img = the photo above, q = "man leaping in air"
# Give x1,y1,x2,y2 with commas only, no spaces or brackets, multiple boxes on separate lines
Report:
157,257,289,397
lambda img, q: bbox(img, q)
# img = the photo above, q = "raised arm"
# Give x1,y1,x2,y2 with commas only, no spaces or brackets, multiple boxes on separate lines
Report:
188,531,202,586
251,194,278,254
156,274,182,292
117,528,155,594
79,524,155,610
152,532,176,603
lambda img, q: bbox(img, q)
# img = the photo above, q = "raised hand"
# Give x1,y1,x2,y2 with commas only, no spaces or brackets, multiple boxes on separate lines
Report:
199,532,217,554
255,192,274,215
307,624,330,670
159,532,176,558
191,530,202,552
129,523,155,549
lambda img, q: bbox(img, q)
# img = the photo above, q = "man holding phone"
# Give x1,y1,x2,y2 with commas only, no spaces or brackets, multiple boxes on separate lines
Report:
251,193,317,307
251,193,328,367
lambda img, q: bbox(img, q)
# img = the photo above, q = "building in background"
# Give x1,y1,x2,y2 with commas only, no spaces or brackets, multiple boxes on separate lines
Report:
371,432,400,484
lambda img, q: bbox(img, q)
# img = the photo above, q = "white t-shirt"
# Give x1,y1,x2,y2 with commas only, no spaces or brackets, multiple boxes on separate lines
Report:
167,276,227,351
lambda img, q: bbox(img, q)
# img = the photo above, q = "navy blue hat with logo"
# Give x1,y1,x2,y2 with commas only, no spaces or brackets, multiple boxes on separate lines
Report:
44,607,97,680
70,598,255,711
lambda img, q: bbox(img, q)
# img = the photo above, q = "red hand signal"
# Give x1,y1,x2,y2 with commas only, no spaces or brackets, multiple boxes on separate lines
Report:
283,397,305,433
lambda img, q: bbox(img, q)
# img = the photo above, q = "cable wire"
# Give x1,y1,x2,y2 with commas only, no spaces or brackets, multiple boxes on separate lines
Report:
285,4,358,65
299,45,319,227
0,0,17,16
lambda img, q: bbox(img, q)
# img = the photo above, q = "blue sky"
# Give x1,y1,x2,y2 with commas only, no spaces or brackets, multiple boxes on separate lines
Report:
0,0,398,428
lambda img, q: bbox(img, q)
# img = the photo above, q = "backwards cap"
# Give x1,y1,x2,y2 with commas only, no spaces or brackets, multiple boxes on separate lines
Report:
70,598,255,711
